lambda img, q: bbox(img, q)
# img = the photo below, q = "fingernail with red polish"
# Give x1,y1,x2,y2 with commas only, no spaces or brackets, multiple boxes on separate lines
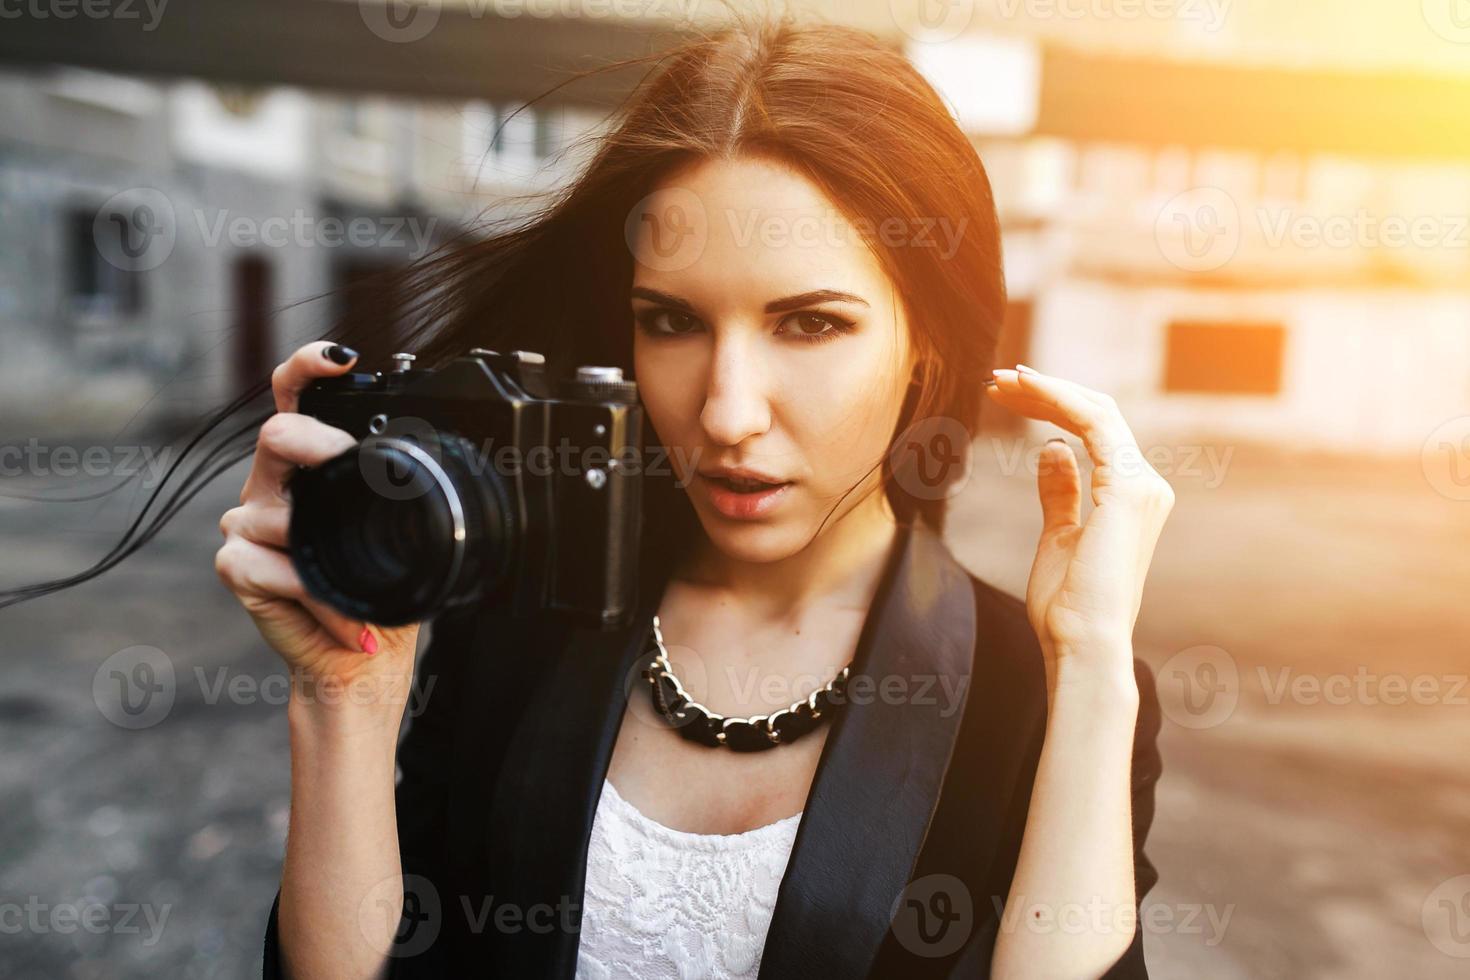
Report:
358,627,378,655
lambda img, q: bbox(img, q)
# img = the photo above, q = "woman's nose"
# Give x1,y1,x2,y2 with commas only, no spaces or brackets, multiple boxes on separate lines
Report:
698,339,772,447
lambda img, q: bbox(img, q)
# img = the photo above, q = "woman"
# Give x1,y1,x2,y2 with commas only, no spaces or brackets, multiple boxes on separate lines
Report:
217,17,1173,980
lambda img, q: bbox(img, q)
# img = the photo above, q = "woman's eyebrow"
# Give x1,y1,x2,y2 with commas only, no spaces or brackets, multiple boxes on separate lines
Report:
630,287,694,310
629,286,871,313
764,290,869,313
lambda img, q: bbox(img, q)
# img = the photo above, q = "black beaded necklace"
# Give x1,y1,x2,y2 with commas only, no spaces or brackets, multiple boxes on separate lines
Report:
641,614,852,752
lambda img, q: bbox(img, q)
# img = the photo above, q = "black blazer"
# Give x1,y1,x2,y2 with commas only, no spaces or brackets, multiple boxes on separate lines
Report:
262,521,1162,978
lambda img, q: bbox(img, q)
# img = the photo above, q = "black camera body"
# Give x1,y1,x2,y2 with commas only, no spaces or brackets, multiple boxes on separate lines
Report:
287,349,643,630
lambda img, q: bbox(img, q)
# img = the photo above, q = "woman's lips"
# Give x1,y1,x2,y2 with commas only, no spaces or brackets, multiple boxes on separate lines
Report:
697,473,794,520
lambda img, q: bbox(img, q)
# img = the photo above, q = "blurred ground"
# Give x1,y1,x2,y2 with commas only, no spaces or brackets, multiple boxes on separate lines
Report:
954,434,1470,980
1,433,1466,978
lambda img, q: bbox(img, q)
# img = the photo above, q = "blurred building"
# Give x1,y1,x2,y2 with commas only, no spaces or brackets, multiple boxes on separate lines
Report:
916,37,1470,454
1,1,1467,452
0,64,603,433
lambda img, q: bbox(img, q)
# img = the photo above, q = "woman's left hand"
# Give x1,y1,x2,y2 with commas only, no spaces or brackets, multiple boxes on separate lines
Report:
984,364,1175,695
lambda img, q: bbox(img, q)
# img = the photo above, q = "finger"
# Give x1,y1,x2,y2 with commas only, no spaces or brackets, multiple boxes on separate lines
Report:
985,385,1079,432
300,593,382,656
1016,363,1116,409
215,535,309,603
216,536,373,653
272,341,359,414
1037,438,1081,535
240,413,358,504
219,502,290,549
988,369,1145,492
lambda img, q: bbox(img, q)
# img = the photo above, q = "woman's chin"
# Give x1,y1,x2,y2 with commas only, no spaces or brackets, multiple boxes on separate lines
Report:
691,507,809,564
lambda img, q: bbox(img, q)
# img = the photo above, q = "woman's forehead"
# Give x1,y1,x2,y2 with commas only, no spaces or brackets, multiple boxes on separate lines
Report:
632,158,896,302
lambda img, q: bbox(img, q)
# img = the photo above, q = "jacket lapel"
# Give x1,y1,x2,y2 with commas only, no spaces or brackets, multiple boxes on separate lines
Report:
757,521,978,979
479,577,668,979
478,520,977,979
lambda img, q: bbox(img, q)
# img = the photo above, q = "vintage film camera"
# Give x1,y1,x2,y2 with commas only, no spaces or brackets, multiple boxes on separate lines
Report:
287,349,643,629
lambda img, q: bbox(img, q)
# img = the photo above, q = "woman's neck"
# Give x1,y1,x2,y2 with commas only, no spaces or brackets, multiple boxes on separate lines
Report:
675,494,904,626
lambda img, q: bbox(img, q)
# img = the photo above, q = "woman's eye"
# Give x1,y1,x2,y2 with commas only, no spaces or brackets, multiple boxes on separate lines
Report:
637,308,855,343
638,309,702,336
777,312,854,343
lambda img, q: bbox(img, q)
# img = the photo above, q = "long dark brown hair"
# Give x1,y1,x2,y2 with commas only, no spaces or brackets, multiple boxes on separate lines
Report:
2,13,1005,609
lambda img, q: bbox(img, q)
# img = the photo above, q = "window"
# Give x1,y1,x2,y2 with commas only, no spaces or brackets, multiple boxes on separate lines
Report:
68,208,144,318
1163,321,1285,395
534,108,556,161
463,100,542,179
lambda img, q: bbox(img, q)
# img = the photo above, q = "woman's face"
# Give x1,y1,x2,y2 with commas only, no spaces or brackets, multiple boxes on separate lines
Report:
631,156,916,563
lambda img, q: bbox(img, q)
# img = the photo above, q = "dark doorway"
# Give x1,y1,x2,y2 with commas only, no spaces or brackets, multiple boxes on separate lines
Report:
334,257,406,353
232,254,275,396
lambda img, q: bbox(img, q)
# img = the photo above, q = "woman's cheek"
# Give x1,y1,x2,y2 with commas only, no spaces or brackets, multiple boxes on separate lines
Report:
636,380,702,484
802,361,903,472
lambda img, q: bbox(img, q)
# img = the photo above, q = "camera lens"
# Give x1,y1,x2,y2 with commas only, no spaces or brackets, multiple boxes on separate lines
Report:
287,433,514,625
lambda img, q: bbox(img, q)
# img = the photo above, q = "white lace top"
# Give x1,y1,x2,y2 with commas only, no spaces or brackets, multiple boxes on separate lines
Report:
575,778,802,980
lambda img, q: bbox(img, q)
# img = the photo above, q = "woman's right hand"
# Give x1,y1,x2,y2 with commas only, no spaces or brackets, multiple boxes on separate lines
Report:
215,340,421,720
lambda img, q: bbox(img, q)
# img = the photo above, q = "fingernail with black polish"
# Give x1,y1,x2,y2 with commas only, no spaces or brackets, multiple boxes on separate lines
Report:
323,344,358,365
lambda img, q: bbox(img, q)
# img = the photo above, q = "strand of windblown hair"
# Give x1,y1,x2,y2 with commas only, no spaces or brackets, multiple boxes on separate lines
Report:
0,382,273,610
